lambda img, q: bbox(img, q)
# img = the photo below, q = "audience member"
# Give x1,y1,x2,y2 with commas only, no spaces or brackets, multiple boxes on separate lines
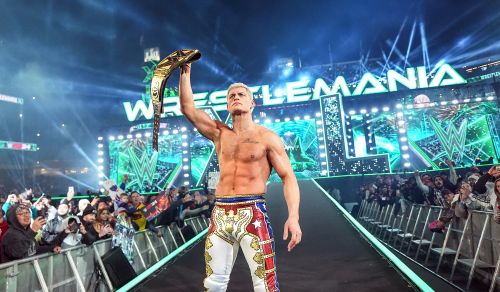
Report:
1,204,61,263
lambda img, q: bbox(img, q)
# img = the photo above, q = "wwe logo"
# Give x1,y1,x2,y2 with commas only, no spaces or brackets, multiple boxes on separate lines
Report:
128,148,158,187
429,117,468,160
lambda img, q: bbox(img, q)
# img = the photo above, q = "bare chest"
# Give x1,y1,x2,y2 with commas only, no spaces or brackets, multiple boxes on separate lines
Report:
217,133,267,163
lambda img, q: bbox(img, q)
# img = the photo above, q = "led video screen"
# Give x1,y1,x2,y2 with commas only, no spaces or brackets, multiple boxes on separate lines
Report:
264,119,320,181
405,101,499,168
189,132,215,186
108,135,183,193
372,112,401,170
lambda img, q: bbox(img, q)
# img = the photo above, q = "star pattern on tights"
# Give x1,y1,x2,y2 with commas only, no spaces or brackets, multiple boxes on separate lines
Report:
252,219,262,229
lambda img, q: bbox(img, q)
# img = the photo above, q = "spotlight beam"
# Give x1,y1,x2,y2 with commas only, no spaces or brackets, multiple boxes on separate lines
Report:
403,20,417,70
380,17,408,75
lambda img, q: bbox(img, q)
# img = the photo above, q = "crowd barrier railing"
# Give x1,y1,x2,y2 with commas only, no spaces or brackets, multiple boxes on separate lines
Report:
358,200,499,291
0,216,210,292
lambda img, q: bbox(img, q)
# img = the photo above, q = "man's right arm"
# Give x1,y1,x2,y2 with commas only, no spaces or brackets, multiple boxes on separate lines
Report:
179,64,220,140
414,171,430,194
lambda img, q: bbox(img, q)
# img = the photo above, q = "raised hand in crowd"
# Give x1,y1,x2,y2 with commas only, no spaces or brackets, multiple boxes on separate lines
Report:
34,200,45,211
31,216,46,233
90,196,100,206
66,187,75,201
79,223,87,235
487,165,500,177
7,194,18,204
99,225,113,238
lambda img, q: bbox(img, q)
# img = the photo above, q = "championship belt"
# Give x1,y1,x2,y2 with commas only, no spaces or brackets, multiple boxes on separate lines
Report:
150,49,201,151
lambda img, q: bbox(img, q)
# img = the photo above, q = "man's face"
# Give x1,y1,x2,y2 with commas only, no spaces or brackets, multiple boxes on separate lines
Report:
16,209,31,228
434,177,444,188
227,87,254,115
83,213,96,223
57,204,69,216
422,175,433,186
459,183,471,196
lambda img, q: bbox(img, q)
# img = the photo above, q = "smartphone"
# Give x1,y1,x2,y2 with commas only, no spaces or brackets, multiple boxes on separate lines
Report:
495,166,500,171
68,186,75,193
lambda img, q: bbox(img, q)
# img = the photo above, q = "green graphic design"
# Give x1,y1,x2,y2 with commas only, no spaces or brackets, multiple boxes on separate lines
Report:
128,148,158,187
372,113,401,170
429,117,468,160
108,135,183,192
190,133,215,186
406,101,499,167
264,119,320,181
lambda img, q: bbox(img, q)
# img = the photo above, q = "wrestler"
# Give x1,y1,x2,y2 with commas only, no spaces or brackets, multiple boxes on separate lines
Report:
179,63,301,292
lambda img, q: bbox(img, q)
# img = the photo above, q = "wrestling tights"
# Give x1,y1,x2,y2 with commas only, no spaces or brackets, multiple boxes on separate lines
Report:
203,195,279,292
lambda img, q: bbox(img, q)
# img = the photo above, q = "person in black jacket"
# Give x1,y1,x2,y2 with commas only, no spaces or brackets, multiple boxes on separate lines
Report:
79,205,98,245
0,204,61,263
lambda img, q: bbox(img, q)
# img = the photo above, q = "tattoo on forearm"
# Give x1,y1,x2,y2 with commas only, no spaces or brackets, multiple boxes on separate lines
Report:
242,138,259,144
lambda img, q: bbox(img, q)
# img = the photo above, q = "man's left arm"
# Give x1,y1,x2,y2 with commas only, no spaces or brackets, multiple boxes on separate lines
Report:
266,132,302,252
446,159,458,185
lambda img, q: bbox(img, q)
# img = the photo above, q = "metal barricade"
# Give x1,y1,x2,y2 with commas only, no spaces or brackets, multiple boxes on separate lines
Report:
409,205,434,259
0,216,210,292
490,256,500,292
357,199,500,291
397,204,419,250
450,211,497,290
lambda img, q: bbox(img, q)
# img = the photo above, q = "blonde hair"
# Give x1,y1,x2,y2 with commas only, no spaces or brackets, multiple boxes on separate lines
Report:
226,83,253,99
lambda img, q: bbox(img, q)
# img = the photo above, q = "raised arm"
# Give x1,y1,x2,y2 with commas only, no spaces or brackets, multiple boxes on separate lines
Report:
414,171,430,195
446,159,458,185
266,131,301,252
179,64,221,140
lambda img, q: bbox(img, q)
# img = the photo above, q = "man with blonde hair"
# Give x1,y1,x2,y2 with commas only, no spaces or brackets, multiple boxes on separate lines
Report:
179,64,301,292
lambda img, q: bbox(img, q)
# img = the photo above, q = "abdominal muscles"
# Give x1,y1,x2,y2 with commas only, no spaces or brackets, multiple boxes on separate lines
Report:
216,149,271,195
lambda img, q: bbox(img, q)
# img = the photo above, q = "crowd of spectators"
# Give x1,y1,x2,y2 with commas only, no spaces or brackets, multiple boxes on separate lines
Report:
3,158,499,265
0,175,215,264
357,160,500,232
